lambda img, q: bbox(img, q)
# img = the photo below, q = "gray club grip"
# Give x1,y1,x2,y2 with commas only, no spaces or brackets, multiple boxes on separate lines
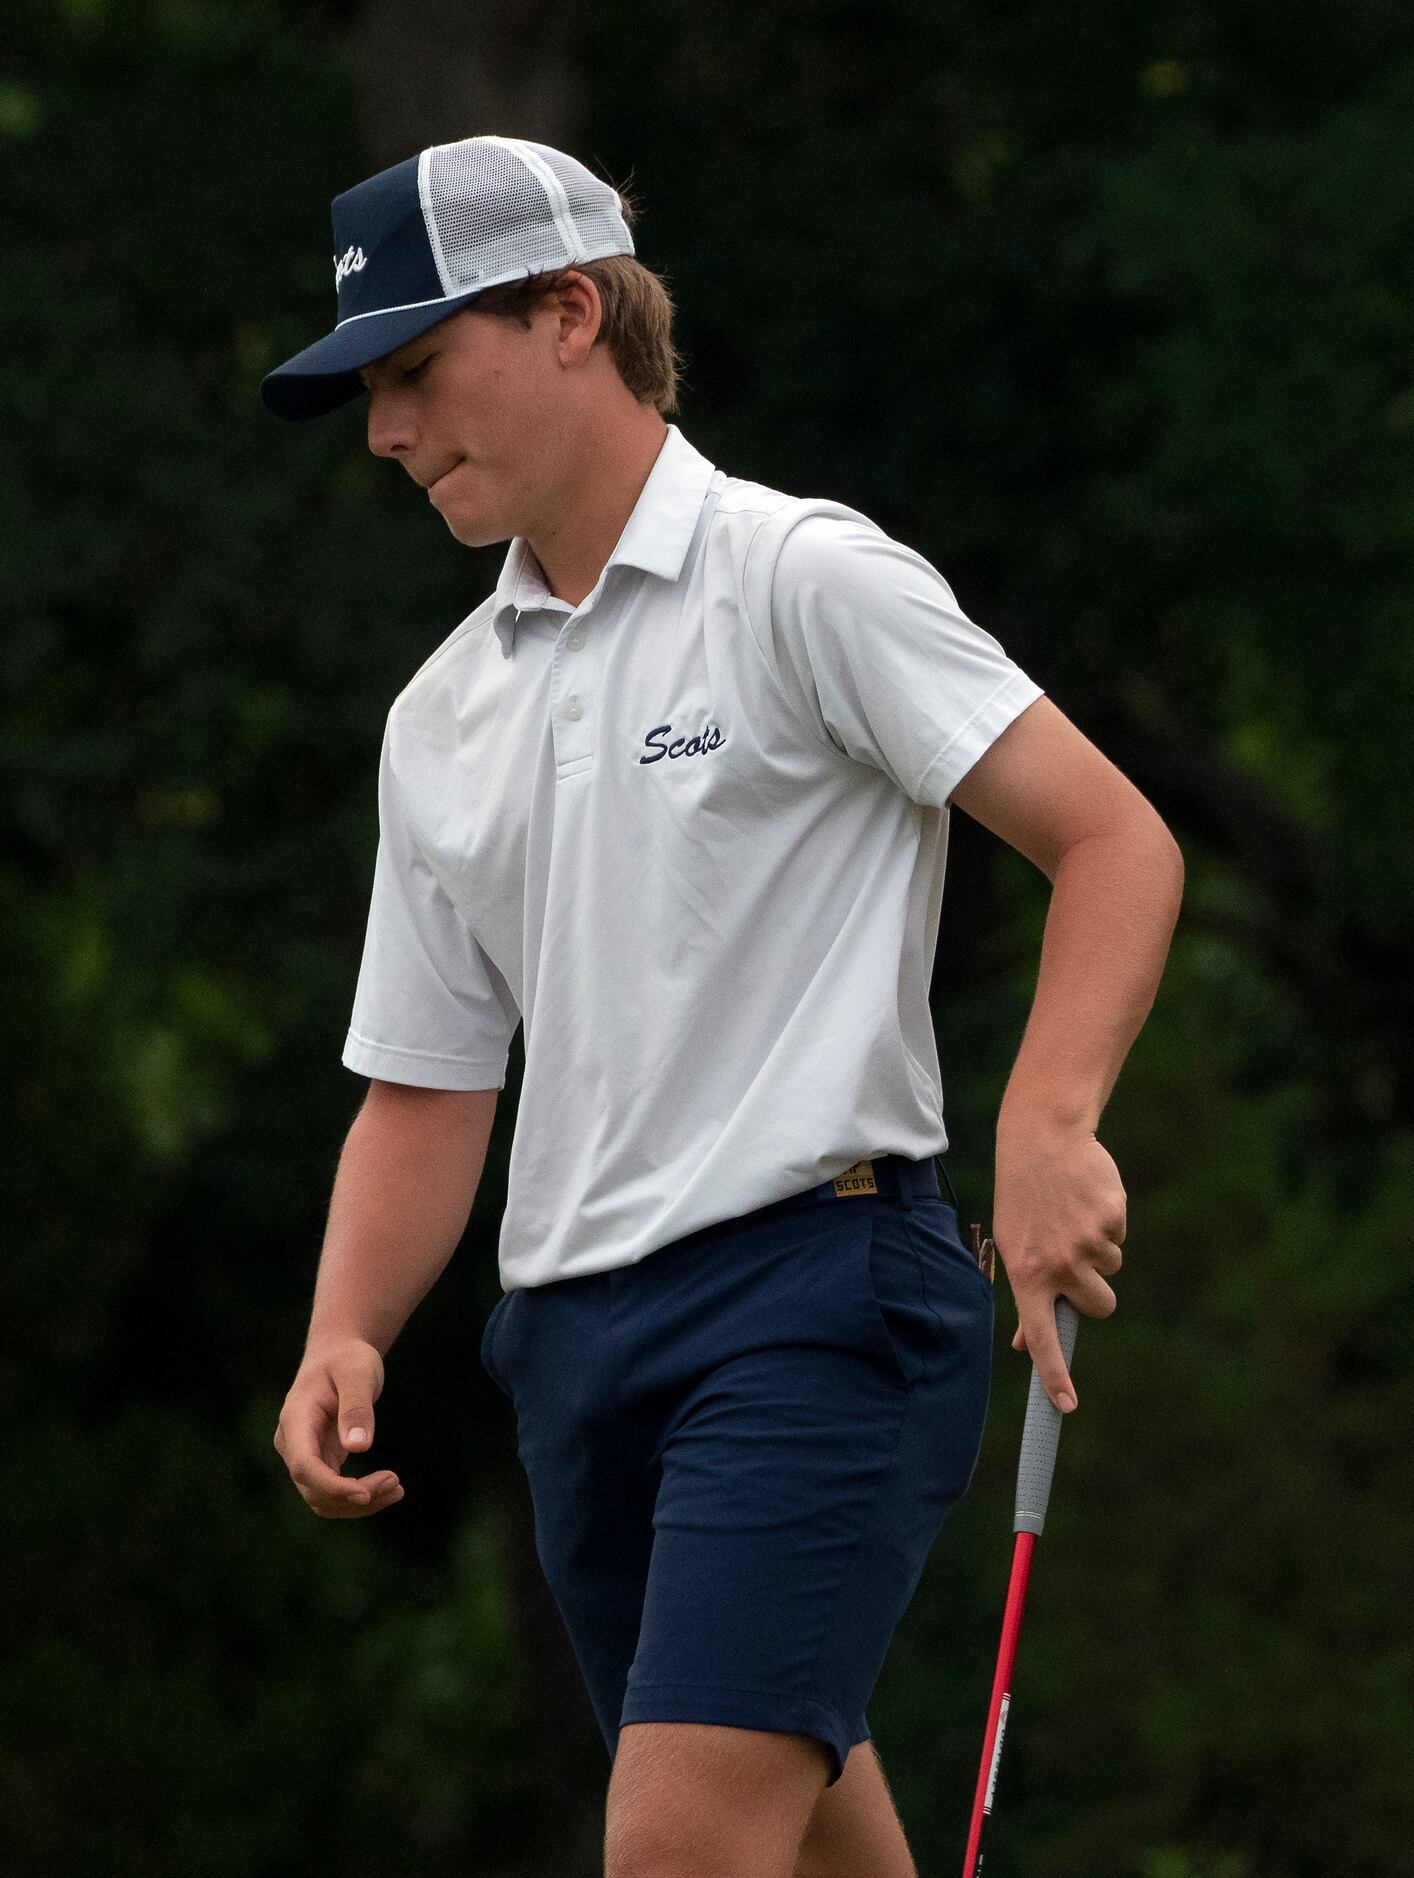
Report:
1013,1297,1080,1536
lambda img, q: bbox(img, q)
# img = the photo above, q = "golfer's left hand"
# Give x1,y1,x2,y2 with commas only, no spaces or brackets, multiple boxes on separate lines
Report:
992,1119,1127,1413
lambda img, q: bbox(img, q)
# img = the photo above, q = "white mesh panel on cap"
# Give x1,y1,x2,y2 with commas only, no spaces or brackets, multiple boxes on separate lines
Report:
418,135,634,296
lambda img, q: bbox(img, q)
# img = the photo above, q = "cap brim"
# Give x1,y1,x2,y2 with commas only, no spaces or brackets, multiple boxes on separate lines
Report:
259,290,483,421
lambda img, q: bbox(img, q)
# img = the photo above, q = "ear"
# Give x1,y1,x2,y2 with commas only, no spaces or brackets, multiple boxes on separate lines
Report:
553,270,604,355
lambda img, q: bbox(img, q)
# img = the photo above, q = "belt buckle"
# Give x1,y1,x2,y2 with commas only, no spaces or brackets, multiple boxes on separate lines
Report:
832,1158,878,1198
969,1221,997,1282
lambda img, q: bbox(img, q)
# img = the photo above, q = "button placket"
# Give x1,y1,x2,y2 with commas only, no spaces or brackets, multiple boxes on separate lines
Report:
550,616,596,768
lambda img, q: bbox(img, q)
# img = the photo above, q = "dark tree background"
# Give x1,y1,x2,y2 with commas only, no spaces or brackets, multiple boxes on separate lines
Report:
3,1,1411,1873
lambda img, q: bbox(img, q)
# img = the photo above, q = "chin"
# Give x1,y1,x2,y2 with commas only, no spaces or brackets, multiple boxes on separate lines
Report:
441,510,500,550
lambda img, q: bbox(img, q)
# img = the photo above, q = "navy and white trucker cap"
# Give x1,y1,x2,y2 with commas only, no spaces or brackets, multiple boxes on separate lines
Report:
261,135,635,421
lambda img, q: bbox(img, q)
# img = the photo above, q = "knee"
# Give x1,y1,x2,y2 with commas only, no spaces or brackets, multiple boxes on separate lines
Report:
788,1852,832,1878
604,1720,828,1878
788,1814,846,1878
603,1802,706,1878
606,1807,785,1878
603,1825,713,1878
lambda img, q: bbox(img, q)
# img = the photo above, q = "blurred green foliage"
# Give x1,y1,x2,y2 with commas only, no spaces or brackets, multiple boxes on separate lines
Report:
2,0,1411,1873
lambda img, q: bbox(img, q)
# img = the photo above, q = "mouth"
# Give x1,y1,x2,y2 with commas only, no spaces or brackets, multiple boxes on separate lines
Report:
427,459,464,497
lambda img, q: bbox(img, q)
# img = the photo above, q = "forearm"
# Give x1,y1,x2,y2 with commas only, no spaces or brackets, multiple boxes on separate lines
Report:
997,816,1184,1140
305,1082,499,1359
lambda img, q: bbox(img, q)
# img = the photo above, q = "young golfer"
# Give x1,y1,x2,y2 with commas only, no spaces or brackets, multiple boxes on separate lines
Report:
267,136,1183,1878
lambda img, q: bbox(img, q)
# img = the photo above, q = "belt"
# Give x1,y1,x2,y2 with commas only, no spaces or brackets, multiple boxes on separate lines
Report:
737,1152,951,1226
737,1151,992,1278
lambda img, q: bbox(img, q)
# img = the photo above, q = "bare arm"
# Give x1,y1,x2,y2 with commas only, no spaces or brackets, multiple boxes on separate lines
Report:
308,1078,499,1359
274,1079,499,1518
995,814,1185,1140
949,696,1185,1413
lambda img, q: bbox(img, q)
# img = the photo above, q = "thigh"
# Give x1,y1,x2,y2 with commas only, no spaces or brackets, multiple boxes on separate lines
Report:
617,1197,994,1787
483,1273,662,1760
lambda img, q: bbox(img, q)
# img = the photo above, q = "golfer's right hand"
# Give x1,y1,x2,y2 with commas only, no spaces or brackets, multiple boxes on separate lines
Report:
273,1337,405,1518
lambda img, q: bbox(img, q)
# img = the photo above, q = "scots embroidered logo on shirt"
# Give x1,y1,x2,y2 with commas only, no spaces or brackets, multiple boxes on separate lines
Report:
639,722,726,764
334,244,369,288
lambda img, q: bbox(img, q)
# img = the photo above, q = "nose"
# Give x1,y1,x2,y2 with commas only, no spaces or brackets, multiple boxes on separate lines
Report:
366,387,416,461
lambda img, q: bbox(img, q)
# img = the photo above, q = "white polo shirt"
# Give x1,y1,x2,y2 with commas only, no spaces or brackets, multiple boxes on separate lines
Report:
342,423,1044,1290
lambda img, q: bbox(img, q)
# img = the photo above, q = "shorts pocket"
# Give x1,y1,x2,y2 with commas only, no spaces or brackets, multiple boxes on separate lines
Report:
479,1289,514,1396
860,1202,951,1389
903,1199,997,1318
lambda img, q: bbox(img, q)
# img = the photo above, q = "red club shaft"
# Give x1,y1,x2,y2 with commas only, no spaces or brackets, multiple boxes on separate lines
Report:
962,1530,1036,1877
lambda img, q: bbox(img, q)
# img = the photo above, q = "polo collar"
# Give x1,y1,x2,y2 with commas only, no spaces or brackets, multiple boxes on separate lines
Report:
490,423,717,652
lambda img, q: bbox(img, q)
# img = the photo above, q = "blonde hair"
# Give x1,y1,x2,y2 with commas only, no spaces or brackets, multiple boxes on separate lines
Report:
461,178,684,415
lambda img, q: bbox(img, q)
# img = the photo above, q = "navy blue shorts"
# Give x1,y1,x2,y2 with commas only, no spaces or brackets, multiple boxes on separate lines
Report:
478,1153,994,1786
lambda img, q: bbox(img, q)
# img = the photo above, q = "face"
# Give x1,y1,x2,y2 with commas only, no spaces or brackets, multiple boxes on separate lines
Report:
358,285,591,548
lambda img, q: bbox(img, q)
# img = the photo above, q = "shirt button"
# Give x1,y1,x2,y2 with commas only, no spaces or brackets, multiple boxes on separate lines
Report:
565,698,583,721
567,629,585,650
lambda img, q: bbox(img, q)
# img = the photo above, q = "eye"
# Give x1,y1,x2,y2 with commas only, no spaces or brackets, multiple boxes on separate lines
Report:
403,355,433,383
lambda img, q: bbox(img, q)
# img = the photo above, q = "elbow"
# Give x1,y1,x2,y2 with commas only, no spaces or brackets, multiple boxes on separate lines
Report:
1053,807,1185,888
1127,796,1185,889
1158,817,1186,887
1151,816,1186,919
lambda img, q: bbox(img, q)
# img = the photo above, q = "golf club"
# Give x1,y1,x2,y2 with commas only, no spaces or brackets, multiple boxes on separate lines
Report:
961,1290,1081,1876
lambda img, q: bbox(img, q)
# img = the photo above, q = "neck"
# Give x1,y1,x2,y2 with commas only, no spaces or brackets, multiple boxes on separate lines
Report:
525,406,671,607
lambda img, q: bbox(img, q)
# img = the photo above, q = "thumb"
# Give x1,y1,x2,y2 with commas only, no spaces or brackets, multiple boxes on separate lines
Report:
336,1358,380,1451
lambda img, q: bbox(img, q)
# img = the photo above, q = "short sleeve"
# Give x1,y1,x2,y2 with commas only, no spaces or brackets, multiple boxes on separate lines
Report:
757,506,1045,808
340,717,520,1090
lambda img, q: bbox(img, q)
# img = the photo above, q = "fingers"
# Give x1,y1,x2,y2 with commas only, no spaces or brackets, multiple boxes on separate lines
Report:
1094,1236,1123,1277
278,1397,405,1516
1016,1295,1077,1413
1006,1238,1125,1407
273,1343,404,1519
313,1473,405,1520
1073,1266,1119,1317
